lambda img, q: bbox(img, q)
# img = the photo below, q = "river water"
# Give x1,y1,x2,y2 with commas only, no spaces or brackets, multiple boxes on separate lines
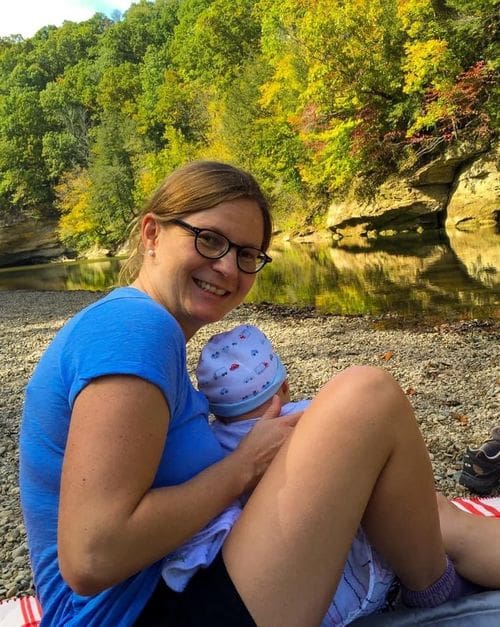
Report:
0,228,498,319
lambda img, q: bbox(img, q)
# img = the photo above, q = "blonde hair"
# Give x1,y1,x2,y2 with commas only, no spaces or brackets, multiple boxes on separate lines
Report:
119,161,272,284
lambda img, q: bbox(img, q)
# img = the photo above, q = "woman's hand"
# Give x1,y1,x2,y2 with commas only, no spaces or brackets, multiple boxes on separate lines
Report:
232,396,302,491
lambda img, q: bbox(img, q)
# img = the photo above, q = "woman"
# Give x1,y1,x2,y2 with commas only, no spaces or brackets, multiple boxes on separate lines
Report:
20,161,499,626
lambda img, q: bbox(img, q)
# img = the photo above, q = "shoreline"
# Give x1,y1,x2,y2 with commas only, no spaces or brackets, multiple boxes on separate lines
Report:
1,289,498,598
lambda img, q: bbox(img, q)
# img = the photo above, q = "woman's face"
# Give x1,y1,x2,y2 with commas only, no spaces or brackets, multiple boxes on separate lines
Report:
138,198,265,338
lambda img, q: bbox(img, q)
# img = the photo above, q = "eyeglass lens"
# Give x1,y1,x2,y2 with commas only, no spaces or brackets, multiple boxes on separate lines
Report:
195,230,266,273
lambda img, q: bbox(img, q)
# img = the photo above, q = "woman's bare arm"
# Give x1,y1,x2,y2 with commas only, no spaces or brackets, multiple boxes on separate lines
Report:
58,376,295,595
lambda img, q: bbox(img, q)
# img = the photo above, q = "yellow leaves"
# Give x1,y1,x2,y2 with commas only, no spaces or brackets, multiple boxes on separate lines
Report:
397,0,435,38
297,119,360,192
56,169,97,240
403,39,450,94
407,98,453,136
134,167,159,204
259,53,302,112
96,63,141,114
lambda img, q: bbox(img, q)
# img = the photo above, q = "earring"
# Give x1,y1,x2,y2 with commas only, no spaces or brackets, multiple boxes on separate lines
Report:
147,249,155,257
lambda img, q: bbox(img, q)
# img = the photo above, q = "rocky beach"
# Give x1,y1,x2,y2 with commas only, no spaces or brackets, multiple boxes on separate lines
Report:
1,289,498,599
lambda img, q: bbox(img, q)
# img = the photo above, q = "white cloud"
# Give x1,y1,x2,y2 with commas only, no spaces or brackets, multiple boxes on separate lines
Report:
0,0,135,39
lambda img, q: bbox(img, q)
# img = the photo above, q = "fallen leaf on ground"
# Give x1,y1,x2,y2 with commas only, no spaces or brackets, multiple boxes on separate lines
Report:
380,351,394,361
451,412,469,425
405,387,416,396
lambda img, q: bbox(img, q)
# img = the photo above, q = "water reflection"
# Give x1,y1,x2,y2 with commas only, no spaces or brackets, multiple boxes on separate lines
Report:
446,228,499,289
0,258,123,292
246,228,499,318
0,229,498,318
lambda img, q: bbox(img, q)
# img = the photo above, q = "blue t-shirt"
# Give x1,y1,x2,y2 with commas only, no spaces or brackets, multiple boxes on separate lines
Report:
19,287,226,626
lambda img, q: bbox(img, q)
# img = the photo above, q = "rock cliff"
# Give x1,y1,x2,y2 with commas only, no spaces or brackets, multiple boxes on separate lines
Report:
0,213,65,267
327,143,499,238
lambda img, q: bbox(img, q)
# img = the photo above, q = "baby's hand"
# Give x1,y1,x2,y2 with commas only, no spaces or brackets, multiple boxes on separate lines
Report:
261,395,302,426
260,394,282,420
234,396,301,491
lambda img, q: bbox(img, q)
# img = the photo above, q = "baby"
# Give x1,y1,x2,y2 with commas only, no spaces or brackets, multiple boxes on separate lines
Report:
196,323,309,463
162,325,396,626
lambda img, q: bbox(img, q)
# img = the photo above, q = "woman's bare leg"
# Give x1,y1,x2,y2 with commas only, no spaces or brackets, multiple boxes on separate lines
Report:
223,366,448,627
437,492,500,587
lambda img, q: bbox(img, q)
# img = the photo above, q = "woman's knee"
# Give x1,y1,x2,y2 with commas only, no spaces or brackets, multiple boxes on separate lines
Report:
312,365,413,433
329,364,394,385
323,365,402,404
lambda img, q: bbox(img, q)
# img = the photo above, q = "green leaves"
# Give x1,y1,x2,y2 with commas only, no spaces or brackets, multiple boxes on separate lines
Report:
0,0,496,246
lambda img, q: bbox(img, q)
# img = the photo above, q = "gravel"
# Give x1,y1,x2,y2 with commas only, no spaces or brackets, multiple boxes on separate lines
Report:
1,290,498,599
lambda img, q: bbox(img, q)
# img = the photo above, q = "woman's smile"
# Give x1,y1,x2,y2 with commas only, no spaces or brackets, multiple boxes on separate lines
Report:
193,277,230,297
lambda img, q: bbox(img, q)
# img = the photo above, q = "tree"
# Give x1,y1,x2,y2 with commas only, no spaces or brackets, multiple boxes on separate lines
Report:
39,60,98,179
398,0,497,153
0,87,51,213
85,113,140,248
96,0,178,67
0,0,497,242
443,0,499,69
0,14,111,213
171,0,261,90
56,167,95,248
256,0,407,194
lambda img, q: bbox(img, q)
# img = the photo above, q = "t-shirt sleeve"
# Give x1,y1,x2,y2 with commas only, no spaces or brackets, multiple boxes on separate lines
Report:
62,296,185,413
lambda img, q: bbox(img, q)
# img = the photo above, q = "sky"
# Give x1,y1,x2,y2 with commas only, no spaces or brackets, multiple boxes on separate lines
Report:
0,0,136,39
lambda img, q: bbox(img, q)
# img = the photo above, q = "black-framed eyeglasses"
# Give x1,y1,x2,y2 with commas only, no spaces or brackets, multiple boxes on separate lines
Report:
172,219,272,274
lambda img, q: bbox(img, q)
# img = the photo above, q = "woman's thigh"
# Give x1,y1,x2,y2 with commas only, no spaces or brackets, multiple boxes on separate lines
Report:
223,367,401,627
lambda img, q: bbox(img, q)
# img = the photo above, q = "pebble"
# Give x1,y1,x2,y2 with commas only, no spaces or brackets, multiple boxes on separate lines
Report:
6,586,18,598
1,290,498,599
12,544,27,558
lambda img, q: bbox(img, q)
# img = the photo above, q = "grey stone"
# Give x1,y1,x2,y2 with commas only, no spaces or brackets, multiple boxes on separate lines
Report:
1,290,498,599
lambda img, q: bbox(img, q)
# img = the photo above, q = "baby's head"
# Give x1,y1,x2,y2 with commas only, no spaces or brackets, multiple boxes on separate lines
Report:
196,324,289,421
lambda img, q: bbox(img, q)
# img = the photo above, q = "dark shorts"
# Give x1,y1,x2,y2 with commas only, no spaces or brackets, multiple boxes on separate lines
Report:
134,552,256,626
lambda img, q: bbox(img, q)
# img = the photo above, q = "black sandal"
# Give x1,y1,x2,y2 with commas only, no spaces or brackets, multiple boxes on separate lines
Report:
459,428,500,495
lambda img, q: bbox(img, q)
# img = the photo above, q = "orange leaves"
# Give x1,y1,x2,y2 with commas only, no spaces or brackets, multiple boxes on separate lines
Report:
380,350,394,361
451,412,469,426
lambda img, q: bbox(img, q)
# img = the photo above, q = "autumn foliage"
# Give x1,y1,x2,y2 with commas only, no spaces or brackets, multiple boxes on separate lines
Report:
0,0,497,250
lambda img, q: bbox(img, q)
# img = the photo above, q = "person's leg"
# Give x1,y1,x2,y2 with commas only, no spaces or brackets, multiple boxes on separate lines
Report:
222,366,451,627
437,492,500,587
358,388,444,589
